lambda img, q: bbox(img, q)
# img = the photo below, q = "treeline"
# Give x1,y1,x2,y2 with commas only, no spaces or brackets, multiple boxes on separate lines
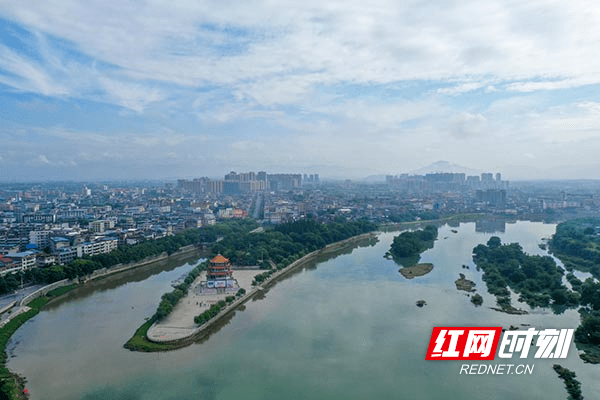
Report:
550,218,600,278
569,275,600,360
474,233,600,363
192,218,377,325
552,364,584,400
387,225,438,259
386,211,441,223
0,219,258,296
472,237,578,309
193,295,241,325
212,218,377,268
153,261,206,322
547,218,600,362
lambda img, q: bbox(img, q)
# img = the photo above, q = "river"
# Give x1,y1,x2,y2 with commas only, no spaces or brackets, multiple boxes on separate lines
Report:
7,221,600,399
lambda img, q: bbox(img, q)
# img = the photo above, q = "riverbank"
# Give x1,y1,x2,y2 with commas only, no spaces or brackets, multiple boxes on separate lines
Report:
0,244,206,399
0,297,49,399
125,232,378,352
379,213,484,232
9,220,590,400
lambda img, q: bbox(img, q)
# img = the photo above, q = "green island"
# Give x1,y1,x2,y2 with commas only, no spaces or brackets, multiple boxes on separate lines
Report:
387,225,438,260
472,236,578,314
548,218,600,363
470,293,483,306
550,218,600,279
552,364,584,400
125,218,378,351
473,219,600,363
386,225,438,279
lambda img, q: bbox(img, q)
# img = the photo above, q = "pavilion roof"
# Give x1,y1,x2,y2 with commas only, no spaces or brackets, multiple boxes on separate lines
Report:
210,254,230,264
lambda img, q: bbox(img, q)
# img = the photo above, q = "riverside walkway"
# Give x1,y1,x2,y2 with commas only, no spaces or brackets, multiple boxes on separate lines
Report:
147,269,257,342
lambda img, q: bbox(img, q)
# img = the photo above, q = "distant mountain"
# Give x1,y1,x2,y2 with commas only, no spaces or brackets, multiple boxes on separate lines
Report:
410,161,481,176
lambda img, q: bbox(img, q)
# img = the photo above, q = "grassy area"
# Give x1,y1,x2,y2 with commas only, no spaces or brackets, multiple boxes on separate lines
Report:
123,319,184,352
0,297,49,400
0,286,77,399
46,284,77,298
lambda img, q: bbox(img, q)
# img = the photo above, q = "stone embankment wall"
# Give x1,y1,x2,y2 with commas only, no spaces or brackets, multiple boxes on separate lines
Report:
17,244,200,307
148,233,376,345
19,279,71,306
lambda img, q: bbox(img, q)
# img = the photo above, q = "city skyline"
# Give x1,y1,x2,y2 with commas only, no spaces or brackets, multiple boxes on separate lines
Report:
1,2,600,181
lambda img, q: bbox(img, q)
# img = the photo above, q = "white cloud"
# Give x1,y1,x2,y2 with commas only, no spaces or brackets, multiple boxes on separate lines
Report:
3,0,600,96
99,78,164,113
2,1,600,179
437,82,486,95
0,43,69,96
448,112,487,139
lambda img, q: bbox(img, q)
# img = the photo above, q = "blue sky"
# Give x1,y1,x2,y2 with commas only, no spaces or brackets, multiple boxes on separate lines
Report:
1,1,600,181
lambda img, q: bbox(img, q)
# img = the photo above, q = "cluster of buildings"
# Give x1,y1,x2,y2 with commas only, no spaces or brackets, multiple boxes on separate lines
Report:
2,169,600,276
0,181,248,274
177,171,318,195
386,172,508,192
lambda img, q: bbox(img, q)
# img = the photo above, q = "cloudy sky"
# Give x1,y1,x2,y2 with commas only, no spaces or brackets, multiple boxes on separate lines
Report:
1,1,600,181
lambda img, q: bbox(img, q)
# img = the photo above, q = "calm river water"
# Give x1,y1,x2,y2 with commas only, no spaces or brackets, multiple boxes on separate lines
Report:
7,221,600,399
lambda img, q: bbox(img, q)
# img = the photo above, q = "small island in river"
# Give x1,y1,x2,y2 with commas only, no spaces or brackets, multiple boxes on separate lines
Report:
455,273,476,292
399,263,433,279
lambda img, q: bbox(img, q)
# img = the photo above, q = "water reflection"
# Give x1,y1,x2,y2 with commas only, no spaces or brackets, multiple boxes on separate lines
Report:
475,218,506,233
8,221,600,400
45,251,207,310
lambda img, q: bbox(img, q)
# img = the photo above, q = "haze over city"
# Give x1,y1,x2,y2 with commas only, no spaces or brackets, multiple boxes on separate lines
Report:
1,1,600,181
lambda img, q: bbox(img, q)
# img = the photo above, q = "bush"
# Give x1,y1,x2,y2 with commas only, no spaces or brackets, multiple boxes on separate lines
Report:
471,294,483,306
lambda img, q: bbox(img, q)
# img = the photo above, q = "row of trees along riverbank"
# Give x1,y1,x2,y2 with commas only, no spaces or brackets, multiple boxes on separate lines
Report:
125,218,376,351
191,218,377,326
0,219,258,296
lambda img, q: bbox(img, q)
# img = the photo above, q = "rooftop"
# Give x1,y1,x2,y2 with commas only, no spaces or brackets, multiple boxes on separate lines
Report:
210,254,229,264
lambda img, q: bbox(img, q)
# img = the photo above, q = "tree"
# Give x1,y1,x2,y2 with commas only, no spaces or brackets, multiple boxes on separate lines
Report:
487,236,501,249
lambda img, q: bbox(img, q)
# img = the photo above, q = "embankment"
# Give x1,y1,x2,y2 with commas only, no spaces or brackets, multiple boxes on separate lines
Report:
0,244,205,399
135,232,377,351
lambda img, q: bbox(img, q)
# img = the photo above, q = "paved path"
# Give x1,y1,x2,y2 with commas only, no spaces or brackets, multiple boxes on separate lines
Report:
147,232,377,344
147,270,257,342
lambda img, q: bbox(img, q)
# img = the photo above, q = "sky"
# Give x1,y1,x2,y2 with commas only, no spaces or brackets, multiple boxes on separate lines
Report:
1,1,600,181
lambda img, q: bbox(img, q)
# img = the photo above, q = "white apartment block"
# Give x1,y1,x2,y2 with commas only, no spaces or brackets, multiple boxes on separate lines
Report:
29,230,51,249
4,251,37,270
77,238,118,257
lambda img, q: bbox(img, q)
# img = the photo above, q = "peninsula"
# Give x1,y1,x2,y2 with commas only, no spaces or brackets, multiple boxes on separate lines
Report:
125,219,377,351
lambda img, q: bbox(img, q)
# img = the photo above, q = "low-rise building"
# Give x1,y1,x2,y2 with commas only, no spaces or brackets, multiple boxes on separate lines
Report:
4,251,36,270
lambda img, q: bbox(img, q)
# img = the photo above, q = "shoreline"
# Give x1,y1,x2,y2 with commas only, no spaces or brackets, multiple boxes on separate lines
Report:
133,232,378,351
7,244,203,313
0,245,207,399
